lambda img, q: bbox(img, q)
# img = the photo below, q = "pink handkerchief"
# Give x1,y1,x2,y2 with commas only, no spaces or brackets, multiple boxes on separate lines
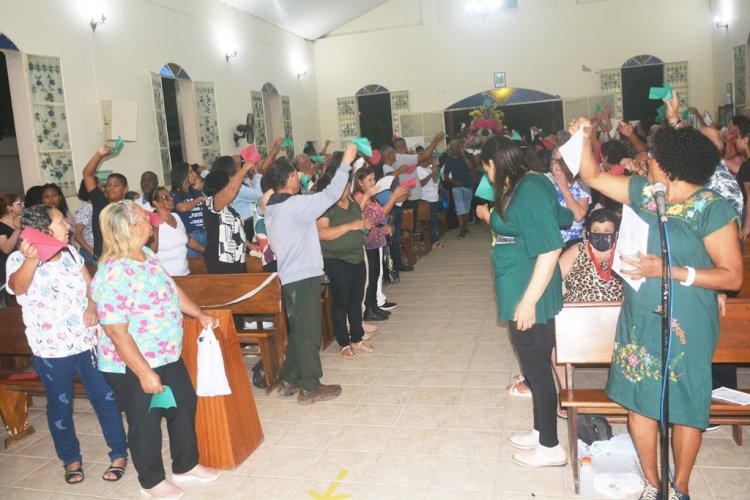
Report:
240,144,261,164
405,165,417,174
19,227,67,262
401,178,417,189
145,210,163,226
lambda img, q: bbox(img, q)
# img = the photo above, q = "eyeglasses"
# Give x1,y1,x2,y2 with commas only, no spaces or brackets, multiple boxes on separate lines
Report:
157,193,172,201
12,201,22,206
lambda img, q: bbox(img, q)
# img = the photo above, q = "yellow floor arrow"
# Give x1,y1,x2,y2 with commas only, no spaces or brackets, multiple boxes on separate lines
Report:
307,469,351,499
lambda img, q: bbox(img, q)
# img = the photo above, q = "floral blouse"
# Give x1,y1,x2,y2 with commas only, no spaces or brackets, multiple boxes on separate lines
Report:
6,246,99,358
91,247,183,373
353,192,386,249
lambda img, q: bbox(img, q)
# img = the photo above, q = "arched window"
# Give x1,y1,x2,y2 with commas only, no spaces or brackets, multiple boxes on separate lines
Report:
356,84,390,96
160,63,190,79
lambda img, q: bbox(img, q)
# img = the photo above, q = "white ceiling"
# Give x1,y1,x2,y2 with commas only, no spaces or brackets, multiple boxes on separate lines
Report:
217,0,390,41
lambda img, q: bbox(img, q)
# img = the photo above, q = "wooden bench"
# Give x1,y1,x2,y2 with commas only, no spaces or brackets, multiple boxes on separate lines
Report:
401,208,417,266
736,253,750,298
414,201,431,253
187,255,263,275
557,300,750,493
172,273,288,392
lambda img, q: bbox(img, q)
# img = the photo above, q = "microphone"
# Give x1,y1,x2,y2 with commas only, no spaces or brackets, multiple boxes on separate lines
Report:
652,182,667,223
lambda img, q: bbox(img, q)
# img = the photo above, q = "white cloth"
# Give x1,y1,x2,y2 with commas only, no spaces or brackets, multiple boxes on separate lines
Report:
6,246,100,358
156,216,190,276
417,165,439,202
135,196,154,212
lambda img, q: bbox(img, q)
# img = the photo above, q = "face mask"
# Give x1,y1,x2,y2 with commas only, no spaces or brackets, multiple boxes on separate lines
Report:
589,232,615,252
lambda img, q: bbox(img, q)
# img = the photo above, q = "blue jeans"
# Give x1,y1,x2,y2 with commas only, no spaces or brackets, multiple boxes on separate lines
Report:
187,228,207,257
31,350,128,466
428,201,440,244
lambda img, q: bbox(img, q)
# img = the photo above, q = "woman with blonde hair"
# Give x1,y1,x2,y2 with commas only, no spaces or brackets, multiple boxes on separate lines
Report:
92,200,220,499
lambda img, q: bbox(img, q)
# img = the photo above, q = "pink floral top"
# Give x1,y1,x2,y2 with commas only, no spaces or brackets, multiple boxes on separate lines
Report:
354,192,387,249
6,246,99,358
91,247,183,374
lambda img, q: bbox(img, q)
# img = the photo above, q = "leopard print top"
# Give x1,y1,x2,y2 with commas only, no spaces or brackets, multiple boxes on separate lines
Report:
563,242,624,303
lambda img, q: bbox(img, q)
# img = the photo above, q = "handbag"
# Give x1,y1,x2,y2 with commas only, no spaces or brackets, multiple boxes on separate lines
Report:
382,242,400,283
196,325,232,397
438,187,450,209
251,359,267,389
577,415,613,445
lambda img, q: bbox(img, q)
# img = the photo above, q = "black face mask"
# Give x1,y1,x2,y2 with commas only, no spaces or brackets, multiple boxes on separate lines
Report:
589,232,616,252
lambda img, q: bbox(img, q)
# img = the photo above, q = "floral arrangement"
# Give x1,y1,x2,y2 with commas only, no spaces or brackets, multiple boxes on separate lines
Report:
461,99,504,147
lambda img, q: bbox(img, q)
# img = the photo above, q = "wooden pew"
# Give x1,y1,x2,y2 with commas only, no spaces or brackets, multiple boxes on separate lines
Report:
187,255,263,275
173,273,287,392
400,208,417,266
556,299,750,493
415,201,431,254
736,253,750,298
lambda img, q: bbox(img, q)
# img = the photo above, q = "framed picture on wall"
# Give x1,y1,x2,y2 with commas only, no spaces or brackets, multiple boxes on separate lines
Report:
719,104,734,127
494,72,506,88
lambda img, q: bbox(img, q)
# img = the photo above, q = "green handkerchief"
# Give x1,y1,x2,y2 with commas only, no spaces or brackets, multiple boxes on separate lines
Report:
682,108,690,120
310,155,324,163
511,131,522,141
475,174,495,202
149,385,176,411
655,105,666,124
281,138,294,149
353,137,372,157
110,136,124,155
595,104,603,113
648,85,673,100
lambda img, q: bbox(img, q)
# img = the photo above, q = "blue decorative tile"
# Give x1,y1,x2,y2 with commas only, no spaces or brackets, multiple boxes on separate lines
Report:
33,105,70,151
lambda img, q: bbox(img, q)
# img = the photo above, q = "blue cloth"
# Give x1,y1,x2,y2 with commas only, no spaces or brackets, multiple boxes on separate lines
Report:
31,350,128,465
452,186,473,215
186,227,206,258
234,175,264,220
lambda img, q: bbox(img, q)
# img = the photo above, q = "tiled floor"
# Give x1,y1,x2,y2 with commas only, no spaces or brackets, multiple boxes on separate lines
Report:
1,225,750,498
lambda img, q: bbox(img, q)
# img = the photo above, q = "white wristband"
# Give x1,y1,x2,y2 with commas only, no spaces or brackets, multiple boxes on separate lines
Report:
680,266,695,287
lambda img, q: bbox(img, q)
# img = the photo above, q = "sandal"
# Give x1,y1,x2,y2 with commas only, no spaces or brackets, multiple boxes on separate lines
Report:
340,345,356,360
506,375,532,398
64,462,84,484
431,242,445,249
103,458,128,481
557,408,568,419
351,341,375,353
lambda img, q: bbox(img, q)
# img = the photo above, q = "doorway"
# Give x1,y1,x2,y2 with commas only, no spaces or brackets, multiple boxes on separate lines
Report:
621,64,663,122
0,52,23,194
357,93,393,150
161,77,185,164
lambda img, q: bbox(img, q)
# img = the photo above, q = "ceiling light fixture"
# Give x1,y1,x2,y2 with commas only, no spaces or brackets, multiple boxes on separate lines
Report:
466,0,503,18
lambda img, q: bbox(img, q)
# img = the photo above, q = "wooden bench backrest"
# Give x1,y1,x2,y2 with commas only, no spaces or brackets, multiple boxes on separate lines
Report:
0,308,31,356
556,298,750,365
187,256,263,276
736,254,750,298
402,208,414,231
172,273,282,316
417,201,430,222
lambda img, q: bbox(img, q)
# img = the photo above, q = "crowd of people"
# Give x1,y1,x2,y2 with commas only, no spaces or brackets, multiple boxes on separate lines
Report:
1,87,746,500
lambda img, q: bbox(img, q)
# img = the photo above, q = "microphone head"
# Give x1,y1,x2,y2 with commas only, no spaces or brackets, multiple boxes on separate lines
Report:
652,182,667,195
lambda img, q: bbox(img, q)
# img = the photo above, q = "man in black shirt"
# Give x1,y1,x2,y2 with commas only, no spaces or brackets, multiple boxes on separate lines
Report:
82,145,129,259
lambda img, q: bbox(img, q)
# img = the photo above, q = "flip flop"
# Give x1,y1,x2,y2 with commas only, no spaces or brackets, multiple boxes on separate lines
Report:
507,381,532,398
340,346,356,360
351,341,375,353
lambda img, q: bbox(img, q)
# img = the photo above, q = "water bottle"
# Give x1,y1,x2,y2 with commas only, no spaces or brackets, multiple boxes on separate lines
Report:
579,456,594,499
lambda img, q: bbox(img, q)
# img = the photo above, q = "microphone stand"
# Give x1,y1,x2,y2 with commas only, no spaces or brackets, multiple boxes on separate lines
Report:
657,212,671,497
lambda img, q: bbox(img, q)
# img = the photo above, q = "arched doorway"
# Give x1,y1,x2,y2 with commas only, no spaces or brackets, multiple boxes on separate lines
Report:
356,84,392,149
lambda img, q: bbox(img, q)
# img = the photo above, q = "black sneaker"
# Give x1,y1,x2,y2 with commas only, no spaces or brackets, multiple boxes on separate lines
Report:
380,301,397,311
297,384,342,405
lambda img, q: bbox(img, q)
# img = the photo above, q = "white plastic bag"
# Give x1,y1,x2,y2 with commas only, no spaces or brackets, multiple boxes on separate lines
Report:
196,325,232,397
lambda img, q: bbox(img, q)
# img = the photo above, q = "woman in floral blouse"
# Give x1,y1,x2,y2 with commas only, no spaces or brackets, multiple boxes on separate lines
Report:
577,97,742,500
92,200,219,499
7,205,127,485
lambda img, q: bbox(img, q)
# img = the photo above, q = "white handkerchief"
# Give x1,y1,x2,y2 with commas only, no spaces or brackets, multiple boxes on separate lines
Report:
609,118,620,138
376,175,394,193
559,128,585,177
612,205,649,291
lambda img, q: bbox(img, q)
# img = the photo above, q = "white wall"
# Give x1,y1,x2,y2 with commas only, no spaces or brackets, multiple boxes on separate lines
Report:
314,0,719,144
711,0,750,112
0,0,320,195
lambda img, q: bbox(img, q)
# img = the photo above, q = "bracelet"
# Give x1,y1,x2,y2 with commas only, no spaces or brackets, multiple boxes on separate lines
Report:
680,266,696,286
669,119,682,128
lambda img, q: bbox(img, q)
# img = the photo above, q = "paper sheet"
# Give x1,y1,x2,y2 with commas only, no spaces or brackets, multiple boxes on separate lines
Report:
611,205,648,291
559,127,585,177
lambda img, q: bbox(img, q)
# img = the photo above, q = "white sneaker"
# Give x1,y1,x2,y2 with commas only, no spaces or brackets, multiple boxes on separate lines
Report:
509,429,539,450
141,479,184,499
172,464,220,483
512,444,567,467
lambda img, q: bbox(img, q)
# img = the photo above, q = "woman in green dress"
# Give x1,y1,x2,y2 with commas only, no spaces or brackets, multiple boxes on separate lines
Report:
577,110,742,500
476,137,572,468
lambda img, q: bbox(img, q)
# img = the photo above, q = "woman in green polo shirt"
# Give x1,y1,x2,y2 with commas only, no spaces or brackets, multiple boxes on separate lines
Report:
316,164,374,360
476,137,572,468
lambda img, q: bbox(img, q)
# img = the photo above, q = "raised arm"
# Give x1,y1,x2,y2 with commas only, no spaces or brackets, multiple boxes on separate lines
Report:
83,145,111,193
212,161,256,211
418,132,445,165
296,143,357,222
576,118,630,204
259,138,284,174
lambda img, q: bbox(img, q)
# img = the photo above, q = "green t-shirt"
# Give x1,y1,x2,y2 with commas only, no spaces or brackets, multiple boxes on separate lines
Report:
320,200,365,264
490,173,572,323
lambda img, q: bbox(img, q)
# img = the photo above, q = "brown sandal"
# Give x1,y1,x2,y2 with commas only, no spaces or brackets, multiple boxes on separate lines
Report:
340,346,356,360
351,341,375,353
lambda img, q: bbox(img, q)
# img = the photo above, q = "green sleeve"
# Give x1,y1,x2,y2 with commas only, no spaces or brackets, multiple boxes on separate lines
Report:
627,175,649,214
512,174,565,258
698,194,741,238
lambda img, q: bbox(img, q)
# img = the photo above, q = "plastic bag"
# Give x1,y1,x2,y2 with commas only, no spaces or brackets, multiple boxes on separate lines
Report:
196,325,232,397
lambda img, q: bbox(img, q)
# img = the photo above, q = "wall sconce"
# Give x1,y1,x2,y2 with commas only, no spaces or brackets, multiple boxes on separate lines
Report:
90,13,106,32
714,16,728,30
225,50,238,63
296,70,307,80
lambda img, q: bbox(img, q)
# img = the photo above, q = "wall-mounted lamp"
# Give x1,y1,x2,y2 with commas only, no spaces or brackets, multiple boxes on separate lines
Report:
90,13,106,32
296,70,307,80
714,16,728,30
225,50,238,63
